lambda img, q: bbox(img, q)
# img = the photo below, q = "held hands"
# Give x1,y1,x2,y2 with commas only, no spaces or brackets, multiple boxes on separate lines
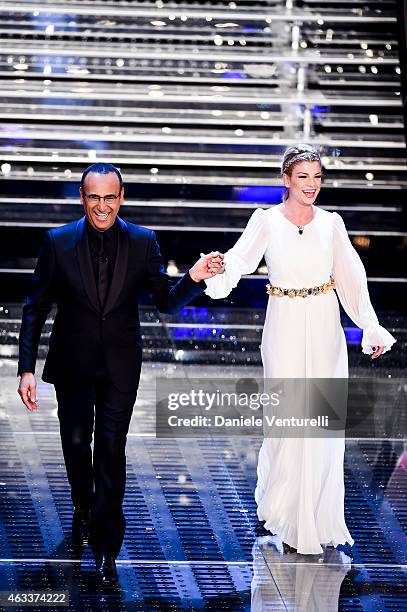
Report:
189,251,225,282
18,372,39,411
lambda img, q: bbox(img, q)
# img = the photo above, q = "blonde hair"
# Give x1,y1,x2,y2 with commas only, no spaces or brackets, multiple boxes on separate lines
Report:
281,144,322,201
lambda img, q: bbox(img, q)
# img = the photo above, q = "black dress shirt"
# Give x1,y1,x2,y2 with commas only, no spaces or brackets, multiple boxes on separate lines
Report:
86,219,118,296
85,219,118,375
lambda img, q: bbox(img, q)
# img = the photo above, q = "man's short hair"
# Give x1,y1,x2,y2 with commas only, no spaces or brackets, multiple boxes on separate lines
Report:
80,163,123,191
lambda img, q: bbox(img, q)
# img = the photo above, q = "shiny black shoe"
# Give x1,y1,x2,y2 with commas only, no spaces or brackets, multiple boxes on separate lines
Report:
72,507,91,547
95,554,119,586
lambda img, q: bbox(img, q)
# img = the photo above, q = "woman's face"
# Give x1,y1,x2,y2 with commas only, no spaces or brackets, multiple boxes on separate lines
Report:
283,160,322,206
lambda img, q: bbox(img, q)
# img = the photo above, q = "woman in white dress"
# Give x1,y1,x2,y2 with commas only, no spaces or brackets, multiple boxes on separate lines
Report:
204,144,396,555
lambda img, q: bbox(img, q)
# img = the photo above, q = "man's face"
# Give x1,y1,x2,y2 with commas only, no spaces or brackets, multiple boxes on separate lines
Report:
80,171,124,231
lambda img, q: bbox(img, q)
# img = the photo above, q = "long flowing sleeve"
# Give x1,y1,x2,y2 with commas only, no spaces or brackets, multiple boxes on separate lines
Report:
332,212,396,354
204,208,269,299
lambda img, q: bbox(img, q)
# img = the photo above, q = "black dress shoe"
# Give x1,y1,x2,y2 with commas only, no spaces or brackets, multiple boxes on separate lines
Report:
95,554,119,585
72,508,91,546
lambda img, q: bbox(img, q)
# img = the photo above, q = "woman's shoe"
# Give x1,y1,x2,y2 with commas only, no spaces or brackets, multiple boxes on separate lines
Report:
283,542,297,553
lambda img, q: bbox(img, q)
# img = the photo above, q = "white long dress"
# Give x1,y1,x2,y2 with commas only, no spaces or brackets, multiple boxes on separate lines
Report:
204,204,396,554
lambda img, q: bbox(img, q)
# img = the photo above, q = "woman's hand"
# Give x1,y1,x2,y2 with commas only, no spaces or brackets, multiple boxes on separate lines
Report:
189,251,225,282
370,346,385,359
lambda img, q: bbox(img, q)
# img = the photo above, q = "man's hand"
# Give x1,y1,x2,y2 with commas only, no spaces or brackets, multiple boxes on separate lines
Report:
189,251,225,282
18,372,39,411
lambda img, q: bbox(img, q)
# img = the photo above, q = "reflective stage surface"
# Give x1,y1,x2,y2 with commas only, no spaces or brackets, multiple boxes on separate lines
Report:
0,356,406,611
0,0,406,608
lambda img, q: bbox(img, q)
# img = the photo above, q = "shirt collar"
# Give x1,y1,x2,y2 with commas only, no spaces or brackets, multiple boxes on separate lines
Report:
85,217,118,241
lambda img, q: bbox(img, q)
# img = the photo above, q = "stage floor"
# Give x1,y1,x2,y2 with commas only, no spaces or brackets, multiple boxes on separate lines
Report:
0,361,406,611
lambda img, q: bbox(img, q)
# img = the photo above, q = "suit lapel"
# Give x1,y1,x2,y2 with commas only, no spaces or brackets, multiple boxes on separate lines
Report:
75,217,100,314
103,216,129,315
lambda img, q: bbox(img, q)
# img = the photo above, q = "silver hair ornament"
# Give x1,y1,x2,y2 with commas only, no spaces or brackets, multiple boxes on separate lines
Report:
281,150,321,175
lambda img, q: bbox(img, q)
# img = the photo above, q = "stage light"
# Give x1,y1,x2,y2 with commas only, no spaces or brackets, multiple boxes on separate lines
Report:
215,23,239,28
352,236,370,249
167,260,179,276
1,163,11,176
45,24,54,36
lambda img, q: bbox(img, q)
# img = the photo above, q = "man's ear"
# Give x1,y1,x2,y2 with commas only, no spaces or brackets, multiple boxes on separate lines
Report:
119,187,125,203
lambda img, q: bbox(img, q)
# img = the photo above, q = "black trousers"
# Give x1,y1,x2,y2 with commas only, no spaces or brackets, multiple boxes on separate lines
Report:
55,372,138,558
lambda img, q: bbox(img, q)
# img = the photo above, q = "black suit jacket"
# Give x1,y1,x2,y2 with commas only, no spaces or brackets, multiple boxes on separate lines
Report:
18,216,205,392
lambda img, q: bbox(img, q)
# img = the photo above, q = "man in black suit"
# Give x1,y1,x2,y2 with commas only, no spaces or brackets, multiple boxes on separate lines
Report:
17,163,224,584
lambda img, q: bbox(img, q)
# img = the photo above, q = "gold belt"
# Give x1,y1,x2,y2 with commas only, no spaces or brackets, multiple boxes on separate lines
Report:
266,275,336,298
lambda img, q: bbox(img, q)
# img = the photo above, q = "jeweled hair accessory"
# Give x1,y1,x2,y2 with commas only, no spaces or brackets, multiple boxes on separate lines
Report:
281,146,321,175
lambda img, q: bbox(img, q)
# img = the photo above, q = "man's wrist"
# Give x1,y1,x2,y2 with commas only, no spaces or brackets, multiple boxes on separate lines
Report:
188,268,201,283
